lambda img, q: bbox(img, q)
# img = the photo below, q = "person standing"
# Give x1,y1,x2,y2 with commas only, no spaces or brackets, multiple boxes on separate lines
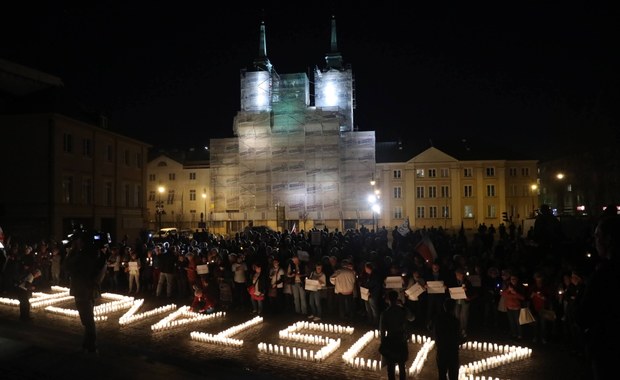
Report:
434,298,461,380
156,246,176,299
577,214,620,380
330,259,356,320
63,230,108,354
306,263,326,321
16,268,41,321
286,255,308,316
379,290,409,380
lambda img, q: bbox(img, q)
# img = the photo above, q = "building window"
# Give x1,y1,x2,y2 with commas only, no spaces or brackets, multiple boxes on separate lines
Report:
169,173,176,181
510,184,518,197
487,204,497,218
82,178,92,205
148,191,156,201
464,168,472,177
442,206,450,218
125,184,131,207
486,167,495,177
394,206,403,219
63,133,73,153
149,174,156,182
464,205,474,218
521,167,530,176
487,184,496,197
167,190,175,204
82,139,92,158
509,168,517,177
62,176,73,203
441,185,450,198
105,181,113,206
106,145,113,162
136,153,143,168
393,187,402,199
133,185,142,207
428,186,437,198
428,169,436,178
416,206,425,218
124,150,130,165
464,185,473,197
189,189,196,201
416,186,425,198
429,206,438,218
393,169,401,179
440,168,449,178
416,169,425,178
189,172,197,180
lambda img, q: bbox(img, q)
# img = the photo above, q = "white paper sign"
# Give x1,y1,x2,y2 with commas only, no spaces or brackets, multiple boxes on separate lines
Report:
304,278,320,292
196,264,209,275
384,276,403,289
427,281,445,294
468,275,481,287
449,286,467,300
359,286,369,301
405,283,425,300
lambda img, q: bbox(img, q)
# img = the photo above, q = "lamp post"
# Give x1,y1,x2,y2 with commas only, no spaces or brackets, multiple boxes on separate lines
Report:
556,172,565,215
530,184,538,217
201,192,207,230
368,194,380,232
156,186,165,232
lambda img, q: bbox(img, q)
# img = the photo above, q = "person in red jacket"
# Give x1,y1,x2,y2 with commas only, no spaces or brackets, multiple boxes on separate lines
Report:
529,272,554,344
501,274,526,340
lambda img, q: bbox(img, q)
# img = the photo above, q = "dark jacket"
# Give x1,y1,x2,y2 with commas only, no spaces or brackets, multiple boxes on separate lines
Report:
379,304,409,363
64,247,107,299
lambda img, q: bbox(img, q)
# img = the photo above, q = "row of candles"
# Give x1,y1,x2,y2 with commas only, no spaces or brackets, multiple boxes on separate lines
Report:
460,346,532,376
257,338,341,362
119,299,177,326
460,341,521,354
342,330,381,370
150,306,225,332
190,316,263,347
46,305,109,321
283,321,355,335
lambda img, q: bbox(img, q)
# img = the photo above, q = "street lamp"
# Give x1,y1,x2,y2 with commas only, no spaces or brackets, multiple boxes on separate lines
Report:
201,192,207,230
531,184,539,217
368,194,380,232
156,186,165,232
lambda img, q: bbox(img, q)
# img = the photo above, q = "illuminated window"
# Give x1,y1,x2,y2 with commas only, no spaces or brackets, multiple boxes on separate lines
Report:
464,205,474,218
416,169,425,178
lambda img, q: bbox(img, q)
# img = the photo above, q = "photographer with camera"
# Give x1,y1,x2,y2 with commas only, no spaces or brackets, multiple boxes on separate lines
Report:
63,227,109,354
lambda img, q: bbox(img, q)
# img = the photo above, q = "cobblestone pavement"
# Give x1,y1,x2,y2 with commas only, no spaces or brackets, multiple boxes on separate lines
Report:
0,293,590,380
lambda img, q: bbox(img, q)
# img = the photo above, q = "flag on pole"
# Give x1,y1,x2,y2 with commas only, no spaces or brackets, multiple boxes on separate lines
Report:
291,223,297,234
415,232,438,265
397,218,410,237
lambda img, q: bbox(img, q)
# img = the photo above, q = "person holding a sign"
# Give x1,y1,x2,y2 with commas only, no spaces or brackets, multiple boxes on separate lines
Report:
425,262,449,331
449,268,473,338
126,251,141,294
306,263,326,321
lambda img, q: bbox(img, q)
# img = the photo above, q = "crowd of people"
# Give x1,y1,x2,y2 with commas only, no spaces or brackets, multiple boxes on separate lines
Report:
1,207,618,379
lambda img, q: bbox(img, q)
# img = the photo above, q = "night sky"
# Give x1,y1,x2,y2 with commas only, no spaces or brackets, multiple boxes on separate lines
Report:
2,2,618,157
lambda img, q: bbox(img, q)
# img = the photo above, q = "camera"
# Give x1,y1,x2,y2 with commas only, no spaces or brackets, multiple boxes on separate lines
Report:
62,223,111,248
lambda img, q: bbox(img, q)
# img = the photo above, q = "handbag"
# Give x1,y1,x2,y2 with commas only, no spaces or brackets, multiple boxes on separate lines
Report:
519,307,536,325
539,308,557,321
497,295,507,312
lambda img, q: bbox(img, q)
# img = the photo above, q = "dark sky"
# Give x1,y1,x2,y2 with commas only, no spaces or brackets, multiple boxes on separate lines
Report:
2,2,618,156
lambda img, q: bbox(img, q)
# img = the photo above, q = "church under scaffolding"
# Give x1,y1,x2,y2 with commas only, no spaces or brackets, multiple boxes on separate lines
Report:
209,17,375,232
